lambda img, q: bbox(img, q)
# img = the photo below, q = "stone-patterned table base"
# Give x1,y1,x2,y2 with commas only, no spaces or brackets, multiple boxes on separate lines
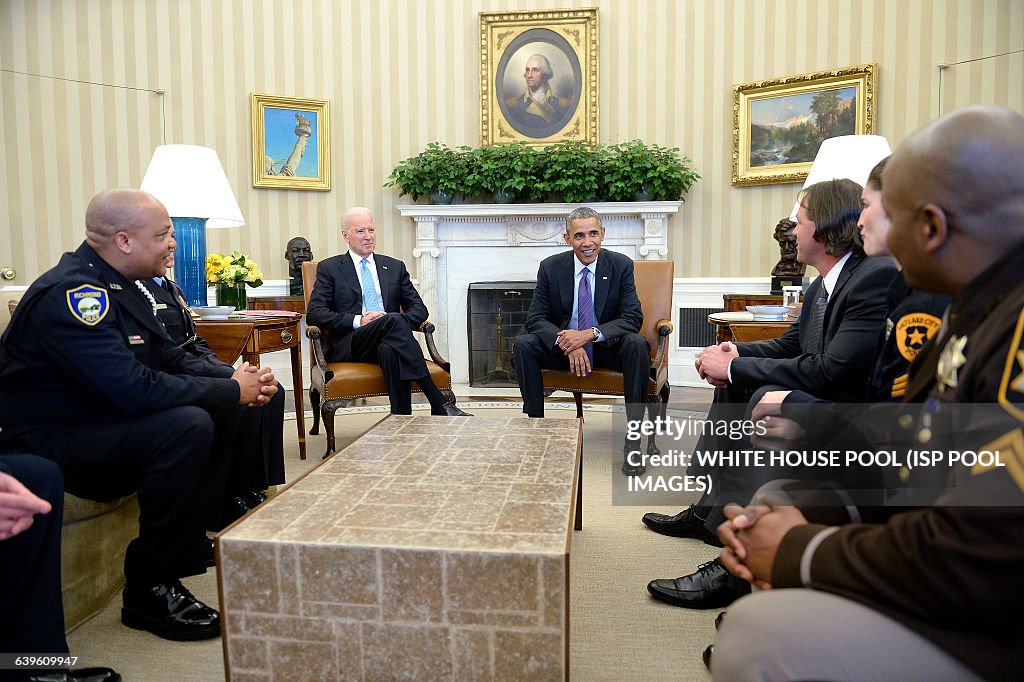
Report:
218,415,582,681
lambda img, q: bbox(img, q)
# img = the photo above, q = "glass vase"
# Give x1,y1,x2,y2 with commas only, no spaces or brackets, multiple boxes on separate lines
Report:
216,282,247,311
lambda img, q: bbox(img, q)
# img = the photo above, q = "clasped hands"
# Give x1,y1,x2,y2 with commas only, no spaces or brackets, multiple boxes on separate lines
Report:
716,496,807,590
231,362,278,407
556,329,593,377
694,342,738,388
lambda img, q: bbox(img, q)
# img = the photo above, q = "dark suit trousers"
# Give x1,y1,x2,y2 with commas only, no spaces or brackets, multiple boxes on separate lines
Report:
348,313,430,414
0,454,68,664
690,384,844,532
515,332,650,421
20,407,213,586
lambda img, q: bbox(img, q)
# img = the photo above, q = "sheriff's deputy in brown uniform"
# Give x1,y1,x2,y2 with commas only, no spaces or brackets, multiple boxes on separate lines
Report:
710,106,1024,682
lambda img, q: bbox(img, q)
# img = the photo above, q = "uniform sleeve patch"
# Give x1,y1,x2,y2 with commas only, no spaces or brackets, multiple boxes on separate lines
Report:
65,284,109,326
895,312,942,362
997,308,1024,421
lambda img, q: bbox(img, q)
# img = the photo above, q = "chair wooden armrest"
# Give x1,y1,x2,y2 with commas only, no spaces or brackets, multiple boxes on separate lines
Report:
419,321,450,373
651,319,673,370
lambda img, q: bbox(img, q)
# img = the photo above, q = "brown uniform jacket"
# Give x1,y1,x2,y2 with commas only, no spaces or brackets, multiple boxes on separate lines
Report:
772,245,1024,681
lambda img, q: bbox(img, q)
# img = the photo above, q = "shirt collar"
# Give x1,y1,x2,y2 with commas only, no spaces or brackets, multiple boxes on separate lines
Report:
574,254,598,279
348,251,375,268
820,251,852,298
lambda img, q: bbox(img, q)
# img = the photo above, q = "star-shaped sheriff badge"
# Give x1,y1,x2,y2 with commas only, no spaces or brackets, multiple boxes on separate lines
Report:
937,334,967,393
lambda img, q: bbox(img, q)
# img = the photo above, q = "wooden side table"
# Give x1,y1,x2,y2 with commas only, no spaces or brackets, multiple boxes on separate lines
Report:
708,311,795,344
722,293,784,312
195,313,307,460
248,295,306,314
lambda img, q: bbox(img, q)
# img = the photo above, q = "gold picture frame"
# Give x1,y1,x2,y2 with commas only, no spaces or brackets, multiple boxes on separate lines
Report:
732,64,877,186
479,8,598,147
251,93,331,191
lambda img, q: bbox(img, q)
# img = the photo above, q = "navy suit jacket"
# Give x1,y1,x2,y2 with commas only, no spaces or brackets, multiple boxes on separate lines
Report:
306,252,428,362
730,254,896,402
525,249,643,350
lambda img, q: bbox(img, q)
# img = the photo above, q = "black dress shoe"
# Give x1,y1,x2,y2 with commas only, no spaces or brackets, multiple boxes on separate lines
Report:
646,558,751,609
714,610,726,631
246,489,268,506
641,504,723,546
434,401,473,416
122,579,221,641
702,644,714,670
26,669,120,682
621,441,646,476
203,536,216,568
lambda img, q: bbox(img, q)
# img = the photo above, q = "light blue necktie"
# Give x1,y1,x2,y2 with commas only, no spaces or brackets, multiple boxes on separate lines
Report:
360,258,383,312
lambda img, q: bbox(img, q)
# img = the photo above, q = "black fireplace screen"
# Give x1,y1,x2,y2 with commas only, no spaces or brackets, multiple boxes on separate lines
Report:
467,282,536,387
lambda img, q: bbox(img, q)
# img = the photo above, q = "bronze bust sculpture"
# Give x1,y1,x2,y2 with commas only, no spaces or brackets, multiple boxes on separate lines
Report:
285,236,314,296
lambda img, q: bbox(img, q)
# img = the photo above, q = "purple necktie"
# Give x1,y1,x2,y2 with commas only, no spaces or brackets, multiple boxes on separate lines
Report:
578,270,595,370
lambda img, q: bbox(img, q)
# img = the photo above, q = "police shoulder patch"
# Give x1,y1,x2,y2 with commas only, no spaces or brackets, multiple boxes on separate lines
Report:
997,307,1024,421
66,284,109,326
896,312,942,362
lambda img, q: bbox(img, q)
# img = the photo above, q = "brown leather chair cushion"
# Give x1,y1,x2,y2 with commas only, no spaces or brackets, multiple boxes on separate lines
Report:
321,360,452,400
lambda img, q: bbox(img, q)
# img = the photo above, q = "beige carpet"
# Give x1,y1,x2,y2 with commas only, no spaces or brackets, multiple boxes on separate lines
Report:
67,399,719,681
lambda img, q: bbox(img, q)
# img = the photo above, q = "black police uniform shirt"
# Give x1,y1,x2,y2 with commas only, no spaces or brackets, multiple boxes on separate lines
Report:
0,242,239,439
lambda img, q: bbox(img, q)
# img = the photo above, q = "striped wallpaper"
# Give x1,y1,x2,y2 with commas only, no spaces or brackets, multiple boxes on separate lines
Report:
1,0,1021,287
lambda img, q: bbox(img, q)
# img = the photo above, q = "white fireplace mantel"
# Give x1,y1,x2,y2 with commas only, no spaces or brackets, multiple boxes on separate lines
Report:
397,201,681,383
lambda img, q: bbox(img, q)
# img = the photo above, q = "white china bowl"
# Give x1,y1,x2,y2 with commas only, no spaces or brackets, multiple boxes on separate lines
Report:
192,305,235,319
746,305,790,318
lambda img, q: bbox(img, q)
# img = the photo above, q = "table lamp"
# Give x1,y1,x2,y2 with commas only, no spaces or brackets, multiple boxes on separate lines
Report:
789,134,892,219
140,145,245,306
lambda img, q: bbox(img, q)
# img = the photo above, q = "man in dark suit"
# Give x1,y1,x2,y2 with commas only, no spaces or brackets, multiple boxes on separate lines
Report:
306,207,469,417
514,206,650,473
643,179,896,610
142,260,285,529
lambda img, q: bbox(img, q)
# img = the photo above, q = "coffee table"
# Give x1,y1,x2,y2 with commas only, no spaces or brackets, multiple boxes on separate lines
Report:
217,415,582,680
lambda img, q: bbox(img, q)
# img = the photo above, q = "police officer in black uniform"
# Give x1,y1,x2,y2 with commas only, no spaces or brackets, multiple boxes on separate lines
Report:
0,188,278,642
143,259,285,529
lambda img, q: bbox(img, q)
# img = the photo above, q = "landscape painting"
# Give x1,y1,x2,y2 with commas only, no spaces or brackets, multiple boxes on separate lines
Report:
732,64,876,186
749,87,856,167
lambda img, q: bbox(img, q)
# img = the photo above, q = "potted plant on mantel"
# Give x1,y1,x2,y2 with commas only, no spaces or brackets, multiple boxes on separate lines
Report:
465,142,540,203
602,140,701,201
385,142,469,204
385,140,700,204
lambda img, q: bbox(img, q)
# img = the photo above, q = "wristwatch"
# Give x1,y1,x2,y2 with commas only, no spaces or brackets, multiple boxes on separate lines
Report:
591,327,600,341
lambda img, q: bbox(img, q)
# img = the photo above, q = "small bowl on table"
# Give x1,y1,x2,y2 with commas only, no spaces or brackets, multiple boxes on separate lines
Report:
746,305,790,320
191,305,235,320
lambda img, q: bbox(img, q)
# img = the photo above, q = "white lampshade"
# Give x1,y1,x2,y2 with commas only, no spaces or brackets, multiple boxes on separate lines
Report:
789,135,892,219
140,144,244,228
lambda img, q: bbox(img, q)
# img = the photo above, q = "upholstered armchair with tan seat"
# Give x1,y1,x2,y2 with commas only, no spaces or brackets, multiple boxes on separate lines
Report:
540,259,674,422
301,260,455,457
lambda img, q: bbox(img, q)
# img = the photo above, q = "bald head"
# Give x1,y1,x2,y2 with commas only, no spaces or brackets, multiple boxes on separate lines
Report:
882,106,1024,294
86,189,165,242
84,188,175,279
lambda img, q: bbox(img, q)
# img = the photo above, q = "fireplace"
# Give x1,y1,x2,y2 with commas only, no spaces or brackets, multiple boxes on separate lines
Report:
467,282,536,387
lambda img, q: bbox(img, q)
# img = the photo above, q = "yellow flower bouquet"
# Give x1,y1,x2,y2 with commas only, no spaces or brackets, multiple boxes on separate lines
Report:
206,251,263,310
206,251,264,287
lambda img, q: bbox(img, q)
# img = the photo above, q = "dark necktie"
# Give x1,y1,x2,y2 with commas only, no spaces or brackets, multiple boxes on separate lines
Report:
162,278,175,295
805,289,829,353
577,270,595,368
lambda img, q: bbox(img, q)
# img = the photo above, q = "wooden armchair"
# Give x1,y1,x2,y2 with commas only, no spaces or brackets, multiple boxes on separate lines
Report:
540,260,674,423
301,260,455,457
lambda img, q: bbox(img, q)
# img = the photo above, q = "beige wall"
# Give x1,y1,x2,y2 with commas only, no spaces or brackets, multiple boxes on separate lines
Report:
1,0,1021,286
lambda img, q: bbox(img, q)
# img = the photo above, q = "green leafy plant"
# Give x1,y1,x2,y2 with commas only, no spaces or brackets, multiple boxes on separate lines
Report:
539,140,604,204
385,140,699,203
384,142,469,201
465,143,540,201
603,140,701,201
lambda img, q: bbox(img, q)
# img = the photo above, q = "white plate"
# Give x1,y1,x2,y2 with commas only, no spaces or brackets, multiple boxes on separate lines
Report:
746,305,790,319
